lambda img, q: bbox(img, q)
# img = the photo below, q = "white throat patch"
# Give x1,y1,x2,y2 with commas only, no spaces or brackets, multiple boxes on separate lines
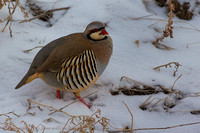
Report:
90,30,106,40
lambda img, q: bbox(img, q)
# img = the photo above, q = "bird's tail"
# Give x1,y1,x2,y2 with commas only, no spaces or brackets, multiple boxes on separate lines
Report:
15,69,40,89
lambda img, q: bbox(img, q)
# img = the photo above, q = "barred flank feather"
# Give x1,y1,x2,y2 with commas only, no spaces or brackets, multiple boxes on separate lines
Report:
57,49,98,91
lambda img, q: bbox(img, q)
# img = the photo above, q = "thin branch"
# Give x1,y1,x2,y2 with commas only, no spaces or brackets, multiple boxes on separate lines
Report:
0,112,20,117
123,101,133,133
120,76,153,88
1,0,19,23
27,99,74,117
134,121,200,131
20,7,70,23
170,74,182,91
108,121,200,132
153,62,182,77
128,14,153,20
23,46,43,53
49,91,98,115
186,42,200,48
129,17,200,32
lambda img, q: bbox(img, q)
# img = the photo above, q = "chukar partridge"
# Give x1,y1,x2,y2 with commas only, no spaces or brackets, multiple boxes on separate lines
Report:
15,22,113,108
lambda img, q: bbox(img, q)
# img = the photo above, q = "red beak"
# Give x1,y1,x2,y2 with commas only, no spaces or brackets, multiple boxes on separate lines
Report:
101,29,109,35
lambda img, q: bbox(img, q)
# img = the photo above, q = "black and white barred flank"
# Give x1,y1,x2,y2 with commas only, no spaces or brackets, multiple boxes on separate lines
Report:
56,49,98,90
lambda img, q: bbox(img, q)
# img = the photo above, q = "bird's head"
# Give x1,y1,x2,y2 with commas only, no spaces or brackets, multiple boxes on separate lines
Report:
84,22,109,41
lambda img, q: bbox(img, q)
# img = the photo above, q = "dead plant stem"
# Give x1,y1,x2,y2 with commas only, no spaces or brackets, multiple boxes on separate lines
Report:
49,91,98,115
20,7,70,23
170,74,182,91
27,99,74,117
123,101,133,133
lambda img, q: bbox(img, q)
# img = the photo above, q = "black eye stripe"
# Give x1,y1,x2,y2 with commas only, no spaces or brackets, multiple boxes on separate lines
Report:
92,27,105,33
98,27,105,31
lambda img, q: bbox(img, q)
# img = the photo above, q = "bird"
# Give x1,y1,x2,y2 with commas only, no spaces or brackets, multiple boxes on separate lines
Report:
15,21,113,108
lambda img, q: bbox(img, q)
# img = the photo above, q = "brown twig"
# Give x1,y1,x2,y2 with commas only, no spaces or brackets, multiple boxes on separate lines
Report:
108,121,200,132
63,109,110,133
152,0,175,50
118,76,159,96
0,116,25,133
170,74,182,91
49,91,98,115
128,14,153,20
27,99,74,117
27,99,110,132
0,112,20,117
23,46,43,53
134,121,200,131
129,15,200,32
186,42,200,48
140,96,152,110
153,62,182,77
20,7,70,23
139,73,183,112
1,0,19,23
0,0,28,37
120,76,152,88
123,101,133,133
140,96,163,111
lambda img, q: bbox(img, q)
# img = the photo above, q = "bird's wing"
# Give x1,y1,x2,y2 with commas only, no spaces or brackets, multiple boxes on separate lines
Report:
15,33,90,89
34,33,90,73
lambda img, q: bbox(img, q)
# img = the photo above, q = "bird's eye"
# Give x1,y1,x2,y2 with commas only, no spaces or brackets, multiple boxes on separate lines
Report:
92,29,98,32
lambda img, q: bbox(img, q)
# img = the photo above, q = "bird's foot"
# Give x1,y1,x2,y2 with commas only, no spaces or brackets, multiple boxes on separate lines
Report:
75,96,91,109
56,90,61,99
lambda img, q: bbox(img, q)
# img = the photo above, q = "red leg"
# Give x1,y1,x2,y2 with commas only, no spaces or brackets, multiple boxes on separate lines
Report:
75,95,91,109
57,90,61,99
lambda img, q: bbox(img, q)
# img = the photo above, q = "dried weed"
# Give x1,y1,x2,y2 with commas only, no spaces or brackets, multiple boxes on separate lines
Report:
27,99,110,133
153,62,182,77
0,0,29,37
152,0,175,50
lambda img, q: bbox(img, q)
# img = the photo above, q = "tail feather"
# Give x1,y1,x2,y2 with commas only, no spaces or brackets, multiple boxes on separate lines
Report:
15,75,29,89
15,69,39,89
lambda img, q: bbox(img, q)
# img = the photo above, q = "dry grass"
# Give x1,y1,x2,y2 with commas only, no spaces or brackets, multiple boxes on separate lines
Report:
27,99,110,133
49,91,98,116
0,113,45,133
129,15,200,32
0,116,24,133
0,0,70,36
110,75,184,112
152,0,175,50
111,76,164,96
108,121,200,132
23,46,43,53
20,6,70,24
140,74,183,112
130,1,179,50
153,62,182,77
0,0,29,37
123,101,133,133
155,0,194,20
186,42,200,48
111,75,200,117
1,96,200,132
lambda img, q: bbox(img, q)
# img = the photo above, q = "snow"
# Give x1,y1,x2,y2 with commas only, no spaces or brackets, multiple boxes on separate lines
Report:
1,0,200,132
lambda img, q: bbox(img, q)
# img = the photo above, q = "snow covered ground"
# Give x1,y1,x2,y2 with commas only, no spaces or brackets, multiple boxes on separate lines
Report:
1,0,200,132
